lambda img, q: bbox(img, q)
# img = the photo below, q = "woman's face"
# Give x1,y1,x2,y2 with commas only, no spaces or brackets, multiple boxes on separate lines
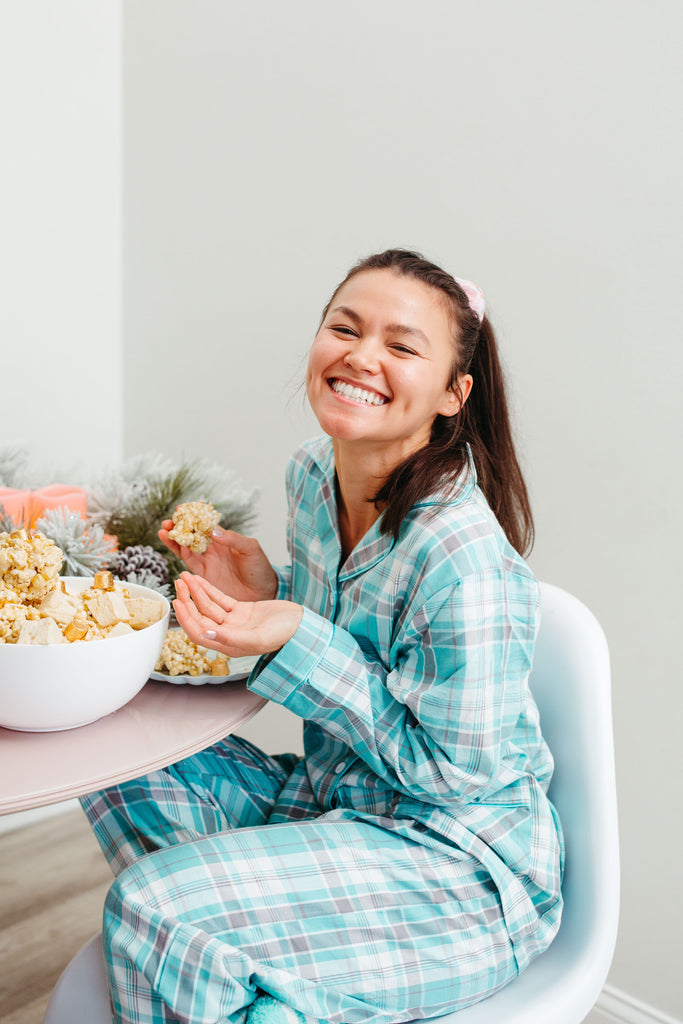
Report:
306,269,472,463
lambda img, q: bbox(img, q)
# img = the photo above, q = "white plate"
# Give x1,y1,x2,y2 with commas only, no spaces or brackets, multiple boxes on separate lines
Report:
149,655,260,686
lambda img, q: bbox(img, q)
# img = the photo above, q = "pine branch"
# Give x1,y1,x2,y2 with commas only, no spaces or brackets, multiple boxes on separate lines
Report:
120,569,173,600
0,505,19,533
0,442,30,488
87,456,258,575
35,508,114,577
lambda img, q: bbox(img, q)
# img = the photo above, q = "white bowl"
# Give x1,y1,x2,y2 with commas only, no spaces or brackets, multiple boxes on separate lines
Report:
0,577,170,732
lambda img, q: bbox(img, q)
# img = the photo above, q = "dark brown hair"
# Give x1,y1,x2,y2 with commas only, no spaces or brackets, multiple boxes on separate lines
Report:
321,249,534,556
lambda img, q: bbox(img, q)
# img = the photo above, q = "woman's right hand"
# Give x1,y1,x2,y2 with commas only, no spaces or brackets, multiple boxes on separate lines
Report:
159,522,279,603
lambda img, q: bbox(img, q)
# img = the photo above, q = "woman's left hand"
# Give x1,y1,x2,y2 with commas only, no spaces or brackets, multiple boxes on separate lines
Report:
172,572,304,659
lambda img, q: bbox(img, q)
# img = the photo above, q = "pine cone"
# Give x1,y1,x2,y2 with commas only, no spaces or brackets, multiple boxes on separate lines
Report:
112,545,171,587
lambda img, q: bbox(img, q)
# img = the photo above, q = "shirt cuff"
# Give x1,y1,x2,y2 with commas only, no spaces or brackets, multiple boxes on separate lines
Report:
248,606,334,706
273,565,292,601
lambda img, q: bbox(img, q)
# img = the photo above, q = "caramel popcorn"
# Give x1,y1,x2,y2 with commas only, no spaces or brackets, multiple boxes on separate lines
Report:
168,502,221,554
0,530,63,603
155,628,228,676
0,540,164,646
0,597,37,644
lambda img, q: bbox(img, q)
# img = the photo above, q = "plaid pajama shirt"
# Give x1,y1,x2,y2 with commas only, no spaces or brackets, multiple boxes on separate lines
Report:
81,437,563,1024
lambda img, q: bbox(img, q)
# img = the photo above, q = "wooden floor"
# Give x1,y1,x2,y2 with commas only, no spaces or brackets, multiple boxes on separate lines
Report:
0,809,112,1024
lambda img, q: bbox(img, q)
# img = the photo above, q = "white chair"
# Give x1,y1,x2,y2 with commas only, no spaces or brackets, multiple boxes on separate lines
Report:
44,582,619,1024
433,582,620,1023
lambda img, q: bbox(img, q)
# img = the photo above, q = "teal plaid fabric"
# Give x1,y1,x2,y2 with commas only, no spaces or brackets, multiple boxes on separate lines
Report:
81,437,563,1024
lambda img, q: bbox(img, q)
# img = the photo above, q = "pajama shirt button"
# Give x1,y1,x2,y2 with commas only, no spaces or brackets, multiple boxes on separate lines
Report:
335,762,346,773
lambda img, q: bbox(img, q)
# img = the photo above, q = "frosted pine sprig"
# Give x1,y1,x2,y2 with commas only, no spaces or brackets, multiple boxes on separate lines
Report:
87,454,258,559
118,569,173,600
0,505,19,533
34,507,114,577
0,442,31,489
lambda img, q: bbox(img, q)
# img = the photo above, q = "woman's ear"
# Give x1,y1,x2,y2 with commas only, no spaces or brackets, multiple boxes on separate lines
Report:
439,374,473,417
457,374,473,410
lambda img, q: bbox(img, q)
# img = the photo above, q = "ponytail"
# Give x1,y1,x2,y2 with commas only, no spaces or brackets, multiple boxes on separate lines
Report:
322,250,535,557
458,319,534,556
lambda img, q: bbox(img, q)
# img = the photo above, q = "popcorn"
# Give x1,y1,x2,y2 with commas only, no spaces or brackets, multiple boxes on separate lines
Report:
168,502,221,554
0,529,165,645
155,628,228,677
0,530,63,603
0,597,36,644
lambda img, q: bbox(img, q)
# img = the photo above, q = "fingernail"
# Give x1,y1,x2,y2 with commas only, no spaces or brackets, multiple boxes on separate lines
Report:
202,630,217,640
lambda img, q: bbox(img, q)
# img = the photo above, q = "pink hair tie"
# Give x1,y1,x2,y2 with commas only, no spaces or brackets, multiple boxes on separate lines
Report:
455,277,486,322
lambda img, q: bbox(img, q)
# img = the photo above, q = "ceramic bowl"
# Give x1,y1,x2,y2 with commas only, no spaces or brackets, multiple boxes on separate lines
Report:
0,577,170,731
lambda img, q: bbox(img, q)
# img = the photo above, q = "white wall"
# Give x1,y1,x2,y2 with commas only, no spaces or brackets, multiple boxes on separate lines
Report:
122,3,683,1017
0,1,123,479
0,1,123,837
1,1,680,1019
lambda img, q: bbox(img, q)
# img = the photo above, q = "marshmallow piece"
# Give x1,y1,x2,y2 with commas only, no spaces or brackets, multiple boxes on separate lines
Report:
84,590,131,628
17,617,66,645
124,597,164,630
38,589,81,627
107,621,135,638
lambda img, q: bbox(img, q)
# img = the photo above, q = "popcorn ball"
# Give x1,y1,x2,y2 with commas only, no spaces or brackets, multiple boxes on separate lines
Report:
168,502,221,554
0,529,63,603
155,628,229,676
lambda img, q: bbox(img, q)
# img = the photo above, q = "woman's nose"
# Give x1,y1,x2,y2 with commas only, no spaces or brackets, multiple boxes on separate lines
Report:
343,336,381,373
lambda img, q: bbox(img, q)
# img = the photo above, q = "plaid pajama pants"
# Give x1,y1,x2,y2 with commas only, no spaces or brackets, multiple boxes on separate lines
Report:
80,735,519,1024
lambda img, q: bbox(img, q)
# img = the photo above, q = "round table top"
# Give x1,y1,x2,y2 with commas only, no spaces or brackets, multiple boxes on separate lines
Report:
0,680,266,814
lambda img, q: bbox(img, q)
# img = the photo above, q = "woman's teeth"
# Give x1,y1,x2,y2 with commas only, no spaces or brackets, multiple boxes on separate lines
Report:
330,380,387,405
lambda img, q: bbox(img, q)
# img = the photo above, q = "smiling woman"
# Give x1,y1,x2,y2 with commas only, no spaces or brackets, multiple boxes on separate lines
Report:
308,272,464,445
308,249,533,555
80,250,561,1024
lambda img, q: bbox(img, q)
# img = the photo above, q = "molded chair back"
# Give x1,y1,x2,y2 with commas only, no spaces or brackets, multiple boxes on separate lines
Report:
44,583,619,1024
431,582,620,1023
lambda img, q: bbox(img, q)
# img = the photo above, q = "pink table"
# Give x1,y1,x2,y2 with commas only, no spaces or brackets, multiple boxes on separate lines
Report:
0,680,266,814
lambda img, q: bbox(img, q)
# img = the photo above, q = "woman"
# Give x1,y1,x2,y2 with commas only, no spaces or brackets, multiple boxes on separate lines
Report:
81,250,563,1024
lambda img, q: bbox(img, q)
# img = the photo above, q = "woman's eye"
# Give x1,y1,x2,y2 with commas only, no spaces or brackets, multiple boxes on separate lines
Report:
333,326,357,337
390,343,417,356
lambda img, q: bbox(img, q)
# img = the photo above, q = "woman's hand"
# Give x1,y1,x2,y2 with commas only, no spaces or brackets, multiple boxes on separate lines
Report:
159,522,278,602
173,573,303,659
